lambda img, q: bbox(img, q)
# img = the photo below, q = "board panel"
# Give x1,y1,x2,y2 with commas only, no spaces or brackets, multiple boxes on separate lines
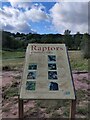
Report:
20,44,76,99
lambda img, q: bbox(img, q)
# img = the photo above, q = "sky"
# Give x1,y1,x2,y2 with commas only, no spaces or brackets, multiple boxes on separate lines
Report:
0,0,89,34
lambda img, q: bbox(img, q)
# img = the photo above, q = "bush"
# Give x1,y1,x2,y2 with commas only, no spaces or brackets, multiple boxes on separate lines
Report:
2,65,11,71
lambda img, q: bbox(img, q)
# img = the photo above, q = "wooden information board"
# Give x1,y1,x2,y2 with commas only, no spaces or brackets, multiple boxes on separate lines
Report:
20,44,76,100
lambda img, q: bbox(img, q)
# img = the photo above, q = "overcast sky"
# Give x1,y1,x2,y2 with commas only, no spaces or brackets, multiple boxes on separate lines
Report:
0,0,89,34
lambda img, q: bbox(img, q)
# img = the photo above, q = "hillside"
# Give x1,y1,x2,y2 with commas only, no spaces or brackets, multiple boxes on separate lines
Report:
2,30,89,51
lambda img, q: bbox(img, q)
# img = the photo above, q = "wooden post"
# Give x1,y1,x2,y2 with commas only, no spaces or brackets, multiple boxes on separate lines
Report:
18,96,24,119
69,99,76,120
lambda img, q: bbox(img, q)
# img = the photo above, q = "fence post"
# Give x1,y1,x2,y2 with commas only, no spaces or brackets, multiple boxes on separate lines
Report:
69,99,76,120
18,96,24,119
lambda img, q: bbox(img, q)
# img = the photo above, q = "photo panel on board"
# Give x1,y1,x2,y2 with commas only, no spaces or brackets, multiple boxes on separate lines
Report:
26,81,36,90
48,71,58,79
28,64,37,70
49,82,59,91
48,63,57,70
48,55,56,62
27,71,36,79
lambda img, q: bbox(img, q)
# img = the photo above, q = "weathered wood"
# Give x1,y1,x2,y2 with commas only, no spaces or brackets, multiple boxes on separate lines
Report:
69,99,76,120
18,96,24,119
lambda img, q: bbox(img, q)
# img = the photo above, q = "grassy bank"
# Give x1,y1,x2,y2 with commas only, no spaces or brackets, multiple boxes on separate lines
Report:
69,51,88,71
2,50,25,59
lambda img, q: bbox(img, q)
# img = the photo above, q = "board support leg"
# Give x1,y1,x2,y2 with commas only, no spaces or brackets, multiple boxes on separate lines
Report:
18,96,24,119
69,99,76,120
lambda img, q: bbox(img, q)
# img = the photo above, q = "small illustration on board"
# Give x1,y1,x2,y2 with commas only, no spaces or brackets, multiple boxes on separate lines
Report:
48,55,56,62
27,71,36,79
26,81,36,90
28,64,37,70
48,63,57,70
48,71,58,79
49,82,59,90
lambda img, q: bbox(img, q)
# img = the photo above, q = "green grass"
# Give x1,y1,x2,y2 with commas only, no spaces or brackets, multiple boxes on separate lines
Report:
77,107,88,115
1,51,25,69
2,50,25,59
3,86,19,99
68,51,88,71
51,112,61,118
2,58,24,67
76,90,88,101
36,100,69,114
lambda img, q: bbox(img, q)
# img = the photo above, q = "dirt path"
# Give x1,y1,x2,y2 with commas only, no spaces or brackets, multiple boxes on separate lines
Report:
1,70,89,118
2,71,89,90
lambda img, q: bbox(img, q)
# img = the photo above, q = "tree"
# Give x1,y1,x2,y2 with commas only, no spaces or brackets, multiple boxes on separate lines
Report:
74,32,82,50
81,33,90,58
63,30,73,49
2,31,13,49
2,31,25,50
64,30,71,35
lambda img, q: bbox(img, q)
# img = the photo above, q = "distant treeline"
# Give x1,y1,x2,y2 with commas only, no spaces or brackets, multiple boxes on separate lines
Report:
1,30,90,58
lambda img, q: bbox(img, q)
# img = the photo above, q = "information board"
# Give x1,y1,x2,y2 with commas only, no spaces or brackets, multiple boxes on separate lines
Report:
20,44,75,99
